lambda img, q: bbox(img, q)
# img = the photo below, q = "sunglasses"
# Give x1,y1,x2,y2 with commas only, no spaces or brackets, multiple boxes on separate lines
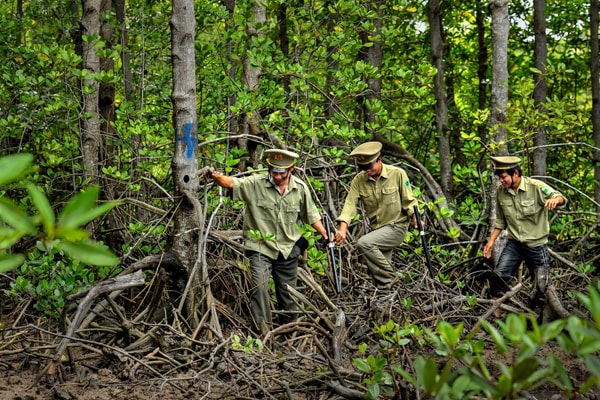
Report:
357,159,377,171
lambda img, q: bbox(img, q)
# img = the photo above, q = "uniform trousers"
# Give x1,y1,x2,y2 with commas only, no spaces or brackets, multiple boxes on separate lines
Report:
356,222,407,286
246,245,302,332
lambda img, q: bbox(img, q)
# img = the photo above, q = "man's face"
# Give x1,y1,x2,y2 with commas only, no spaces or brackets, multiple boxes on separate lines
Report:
270,169,291,186
361,159,381,177
497,171,515,188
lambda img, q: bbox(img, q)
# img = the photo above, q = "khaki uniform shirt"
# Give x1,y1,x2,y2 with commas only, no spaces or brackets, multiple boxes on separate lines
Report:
494,176,566,247
233,174,321,259
337,164,417,229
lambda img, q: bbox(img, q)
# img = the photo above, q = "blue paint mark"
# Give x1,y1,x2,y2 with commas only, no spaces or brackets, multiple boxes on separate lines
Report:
176,122,197,159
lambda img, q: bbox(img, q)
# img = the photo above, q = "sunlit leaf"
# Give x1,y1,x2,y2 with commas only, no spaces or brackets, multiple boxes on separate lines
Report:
0,198,36,234
0,153,33,187
57,186,120,229
0,254,25,273
56,240,119,266
27,183,55,236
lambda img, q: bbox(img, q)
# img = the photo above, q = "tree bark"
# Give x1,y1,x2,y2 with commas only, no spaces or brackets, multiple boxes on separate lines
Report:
489,0,510,263
239,0,266,169
428,0,453,199
476,1,489,173
80,0,103,185
490,0,509,154
591,0,600,219
360,0,383,131
533,0,548,177
170,0,201,323
325,0,340,120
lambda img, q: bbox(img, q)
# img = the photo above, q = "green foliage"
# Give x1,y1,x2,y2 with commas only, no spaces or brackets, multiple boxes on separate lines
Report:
231,334,264,353
356,287,600,399
248,229,276,243
0,154,120,317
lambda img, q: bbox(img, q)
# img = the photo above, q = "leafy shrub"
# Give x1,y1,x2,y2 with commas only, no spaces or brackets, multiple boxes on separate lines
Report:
355,288,600,399
0,153,120,318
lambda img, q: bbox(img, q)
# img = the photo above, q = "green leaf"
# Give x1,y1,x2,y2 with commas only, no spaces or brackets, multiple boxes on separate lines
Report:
0,254,25,273
0,153,33,187
0,227,23,250
391,365,417,386
57,186,119,230
512,357,539,383
56,240,119,266
463,369,501,396
539,319,567,342
353,358,371,373
578,337,600,355
481,320,507,354
55,226,90,242
415,356,438,393
0,198,37,234
438,320,463,347
26,183,55,236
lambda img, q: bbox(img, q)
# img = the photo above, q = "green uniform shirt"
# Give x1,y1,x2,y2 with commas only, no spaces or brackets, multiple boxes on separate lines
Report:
232,174,321,259
337,164,417,229
494,176,566,247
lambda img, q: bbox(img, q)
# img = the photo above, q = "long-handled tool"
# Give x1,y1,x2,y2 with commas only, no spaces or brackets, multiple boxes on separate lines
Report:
413,205,434,279
324,213,342,294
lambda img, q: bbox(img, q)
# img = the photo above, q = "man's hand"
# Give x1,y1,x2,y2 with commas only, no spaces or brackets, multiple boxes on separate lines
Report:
335,224,347,246
483,240,494,259
201,166,216,180
545,196,564,210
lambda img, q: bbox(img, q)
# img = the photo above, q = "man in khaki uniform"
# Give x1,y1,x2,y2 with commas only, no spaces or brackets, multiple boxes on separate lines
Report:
335,141,418,287
483,155,566,299
207,149,329,334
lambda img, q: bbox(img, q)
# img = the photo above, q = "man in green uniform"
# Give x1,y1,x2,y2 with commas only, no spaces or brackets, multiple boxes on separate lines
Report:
207,149,329,334
335,141,418,287
483,155,566,300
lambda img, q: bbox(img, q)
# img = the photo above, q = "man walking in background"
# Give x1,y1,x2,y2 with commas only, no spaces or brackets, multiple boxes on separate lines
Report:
335,141,419,288
207,148,330,334
483,155,566,308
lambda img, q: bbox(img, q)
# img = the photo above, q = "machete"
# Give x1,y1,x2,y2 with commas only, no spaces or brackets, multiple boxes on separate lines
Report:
413,205,435,279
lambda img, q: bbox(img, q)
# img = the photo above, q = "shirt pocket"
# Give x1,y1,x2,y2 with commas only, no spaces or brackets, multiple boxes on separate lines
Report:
257,200,276,220
520,199,537,217
284,204,300,215
382,186,400,204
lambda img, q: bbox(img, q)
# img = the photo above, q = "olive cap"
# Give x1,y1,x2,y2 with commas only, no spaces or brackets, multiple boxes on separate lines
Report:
265,149,298,172
491,155,521,170
350,141,383,165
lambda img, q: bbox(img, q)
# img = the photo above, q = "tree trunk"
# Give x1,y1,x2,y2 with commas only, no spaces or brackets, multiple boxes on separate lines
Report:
224,2,239,164
239,0,266,169
428,0,453,199
533,0,548,177
489,0,510,264
361,0,383,131
490,0,509,154
170,0,200,323
80,0,102,185
476,1,489,173
325,0,339,120
591,0,600,218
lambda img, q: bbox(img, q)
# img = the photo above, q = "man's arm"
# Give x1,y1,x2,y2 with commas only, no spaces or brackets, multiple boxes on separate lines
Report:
311,220,330,242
